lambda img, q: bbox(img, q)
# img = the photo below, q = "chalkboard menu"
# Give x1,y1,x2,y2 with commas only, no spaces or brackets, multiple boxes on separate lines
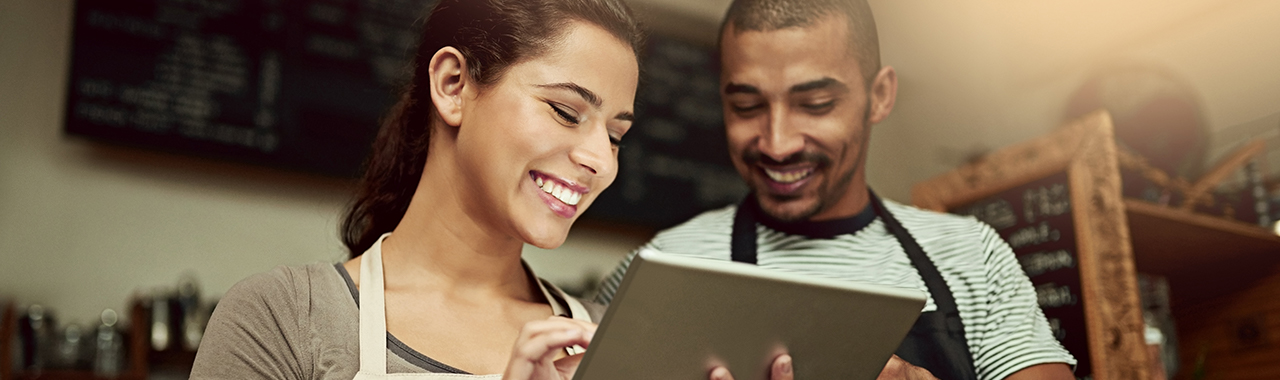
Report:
65,0,430,177
952,171,1092,378
64,0,745,228
913,111,1150,380
583,37,749,228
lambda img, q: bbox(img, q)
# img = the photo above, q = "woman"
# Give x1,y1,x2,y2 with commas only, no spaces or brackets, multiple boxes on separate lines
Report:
192,0,641,378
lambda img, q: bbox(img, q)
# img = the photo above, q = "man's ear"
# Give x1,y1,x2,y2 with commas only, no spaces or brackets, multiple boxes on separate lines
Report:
428,47,469,128
866,66,897,125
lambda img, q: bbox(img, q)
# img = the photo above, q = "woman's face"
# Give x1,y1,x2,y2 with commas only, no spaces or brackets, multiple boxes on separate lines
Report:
453,21,638,249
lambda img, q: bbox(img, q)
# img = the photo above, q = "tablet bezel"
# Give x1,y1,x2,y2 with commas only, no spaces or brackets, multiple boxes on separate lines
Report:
574,248,927,380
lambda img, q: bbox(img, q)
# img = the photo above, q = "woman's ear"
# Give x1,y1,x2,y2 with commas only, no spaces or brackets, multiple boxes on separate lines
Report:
428,47,469,128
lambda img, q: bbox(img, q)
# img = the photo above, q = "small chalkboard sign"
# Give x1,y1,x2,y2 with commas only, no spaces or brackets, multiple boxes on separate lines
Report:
912,111,1148,380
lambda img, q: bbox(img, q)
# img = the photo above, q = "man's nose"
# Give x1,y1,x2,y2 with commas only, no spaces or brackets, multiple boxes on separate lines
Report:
759,109,804,161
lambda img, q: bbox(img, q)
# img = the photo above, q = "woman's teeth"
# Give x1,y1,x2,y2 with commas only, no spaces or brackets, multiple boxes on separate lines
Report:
535,177,582,206
764,168,814,184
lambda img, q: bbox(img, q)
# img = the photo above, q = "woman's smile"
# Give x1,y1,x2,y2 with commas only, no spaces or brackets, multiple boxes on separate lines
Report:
530,171,589,218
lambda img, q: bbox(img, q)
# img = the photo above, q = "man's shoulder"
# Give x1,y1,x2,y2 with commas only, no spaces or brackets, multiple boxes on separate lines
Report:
639,205,737,257
882,199,992,239
652,205,737,239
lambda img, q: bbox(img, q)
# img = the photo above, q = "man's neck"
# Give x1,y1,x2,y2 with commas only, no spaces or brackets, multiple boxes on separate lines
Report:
807,185,871,222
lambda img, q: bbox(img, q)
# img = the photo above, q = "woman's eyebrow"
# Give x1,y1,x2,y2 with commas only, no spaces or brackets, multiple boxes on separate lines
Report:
538,82,632,122
537,82,602,108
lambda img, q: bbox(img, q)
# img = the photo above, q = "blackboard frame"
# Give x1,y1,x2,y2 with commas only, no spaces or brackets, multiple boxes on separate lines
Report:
911,110,1150,380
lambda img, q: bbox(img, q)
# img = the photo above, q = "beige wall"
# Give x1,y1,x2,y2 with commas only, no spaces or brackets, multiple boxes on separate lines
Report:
865,0,1280,199
633,0,1280,198
4,0,1280,323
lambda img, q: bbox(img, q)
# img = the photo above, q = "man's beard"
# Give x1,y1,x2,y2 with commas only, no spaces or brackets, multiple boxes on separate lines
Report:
741,149,835,222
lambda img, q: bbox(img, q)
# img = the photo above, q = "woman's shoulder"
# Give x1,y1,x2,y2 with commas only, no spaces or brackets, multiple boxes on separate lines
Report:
212,262,354,331
194,263,351,379
223,263,343,302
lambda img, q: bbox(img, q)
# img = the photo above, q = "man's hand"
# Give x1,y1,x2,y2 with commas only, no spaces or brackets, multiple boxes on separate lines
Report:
707,354,794,380
876,355,938,380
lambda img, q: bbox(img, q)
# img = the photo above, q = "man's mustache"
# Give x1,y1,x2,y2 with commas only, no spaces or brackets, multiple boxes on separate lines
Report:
741,149,833,167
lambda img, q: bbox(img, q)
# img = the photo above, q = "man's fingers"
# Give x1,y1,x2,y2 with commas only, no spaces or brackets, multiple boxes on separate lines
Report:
709,366,734,380
877,354,938,380
709,354,790,380
770,354,794,380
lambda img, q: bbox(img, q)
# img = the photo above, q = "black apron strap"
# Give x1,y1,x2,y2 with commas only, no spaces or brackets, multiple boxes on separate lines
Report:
867,192,960,320
730,192,977,379
869,192,977,380
731,194,759,264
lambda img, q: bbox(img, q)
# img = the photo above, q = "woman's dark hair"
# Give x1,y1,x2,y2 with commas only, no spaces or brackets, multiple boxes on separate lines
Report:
341,0,644,257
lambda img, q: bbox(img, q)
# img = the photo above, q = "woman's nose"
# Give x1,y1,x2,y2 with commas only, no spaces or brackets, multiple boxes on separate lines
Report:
569,126,614,176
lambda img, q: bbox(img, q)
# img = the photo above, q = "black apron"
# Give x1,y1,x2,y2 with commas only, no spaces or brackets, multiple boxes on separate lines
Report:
731,192,978,380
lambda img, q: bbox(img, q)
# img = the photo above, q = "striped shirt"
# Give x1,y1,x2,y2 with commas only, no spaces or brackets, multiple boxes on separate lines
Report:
594,199,1076,380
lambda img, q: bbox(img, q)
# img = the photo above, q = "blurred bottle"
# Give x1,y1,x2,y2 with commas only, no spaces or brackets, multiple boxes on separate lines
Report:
150,289,173,352
177,273,204,351
94,309,124,377
17,304,52,371
1246,161,1270,226
53,322,90,370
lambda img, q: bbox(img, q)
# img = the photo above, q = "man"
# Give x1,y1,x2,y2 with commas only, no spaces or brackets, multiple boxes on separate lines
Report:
595,0,1077,379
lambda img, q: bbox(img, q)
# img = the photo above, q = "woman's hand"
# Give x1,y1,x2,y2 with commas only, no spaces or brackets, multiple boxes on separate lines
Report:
709,354,794,380
502,316,597,380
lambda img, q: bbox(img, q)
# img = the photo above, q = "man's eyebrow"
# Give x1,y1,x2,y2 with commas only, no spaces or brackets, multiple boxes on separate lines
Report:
723,82,760,95
790,77,846,94
537,82,602,108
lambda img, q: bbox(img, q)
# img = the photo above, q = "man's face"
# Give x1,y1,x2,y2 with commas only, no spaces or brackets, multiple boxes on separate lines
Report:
720,15,873,222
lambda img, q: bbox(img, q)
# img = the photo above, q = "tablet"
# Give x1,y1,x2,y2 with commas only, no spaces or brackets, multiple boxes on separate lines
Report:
573,248,927,380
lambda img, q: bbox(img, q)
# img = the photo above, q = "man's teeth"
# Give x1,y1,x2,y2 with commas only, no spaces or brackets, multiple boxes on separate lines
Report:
539,178,582,206
764,168,813,184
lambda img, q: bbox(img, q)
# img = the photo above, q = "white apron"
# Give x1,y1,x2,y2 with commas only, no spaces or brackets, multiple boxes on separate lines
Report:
353,235,592,379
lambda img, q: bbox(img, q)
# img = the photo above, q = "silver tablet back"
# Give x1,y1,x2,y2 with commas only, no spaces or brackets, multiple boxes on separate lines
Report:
574,249,927,380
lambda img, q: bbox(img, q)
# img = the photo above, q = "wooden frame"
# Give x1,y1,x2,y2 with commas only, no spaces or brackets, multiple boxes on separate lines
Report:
912,110,1149,380
2,300,13,380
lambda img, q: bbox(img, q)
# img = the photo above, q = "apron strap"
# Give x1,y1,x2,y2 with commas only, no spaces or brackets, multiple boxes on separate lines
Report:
729,191,977,378
729,192,960,314
529,266,592,323
554,285,593,323
731,195,760,264
534,276,592,356
867,192,961,317
358,234,392,375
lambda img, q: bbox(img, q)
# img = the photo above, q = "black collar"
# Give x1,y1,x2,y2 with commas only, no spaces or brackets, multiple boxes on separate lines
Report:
745,195,879,239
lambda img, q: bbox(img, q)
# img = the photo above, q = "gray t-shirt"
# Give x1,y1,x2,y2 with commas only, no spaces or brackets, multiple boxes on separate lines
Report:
191,263,604,379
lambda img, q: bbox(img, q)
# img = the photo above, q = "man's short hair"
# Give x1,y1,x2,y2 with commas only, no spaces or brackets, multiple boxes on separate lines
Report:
720,0,880,85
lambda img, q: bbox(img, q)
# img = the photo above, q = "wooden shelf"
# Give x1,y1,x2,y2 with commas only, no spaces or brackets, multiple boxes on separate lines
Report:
1125,199,1280,307
13,370,144,380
